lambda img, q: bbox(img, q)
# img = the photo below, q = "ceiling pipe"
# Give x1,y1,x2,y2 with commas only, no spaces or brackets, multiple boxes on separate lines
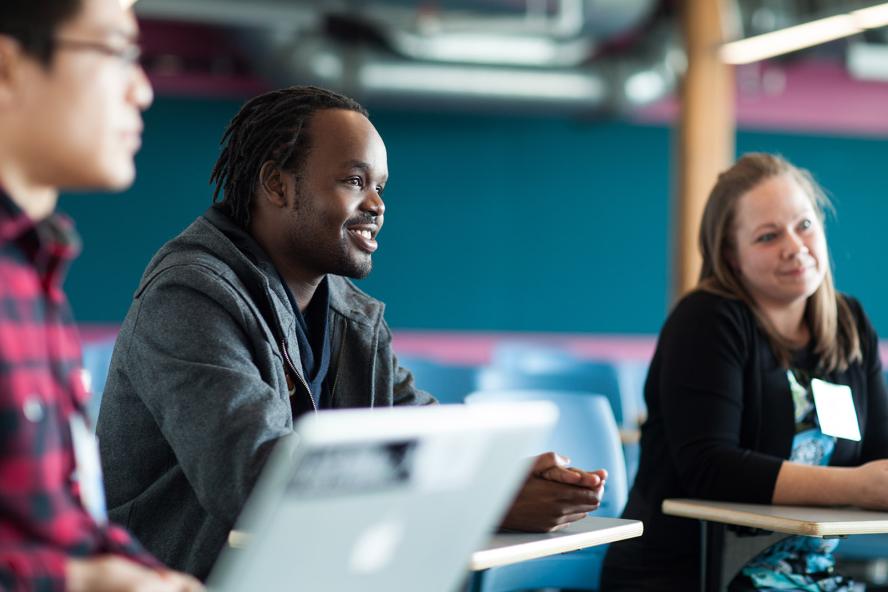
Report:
136,0,675,113
333,0,658,67
238,23,680,115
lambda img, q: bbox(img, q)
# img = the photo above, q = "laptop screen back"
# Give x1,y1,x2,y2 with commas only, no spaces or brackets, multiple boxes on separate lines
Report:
209,402,556,592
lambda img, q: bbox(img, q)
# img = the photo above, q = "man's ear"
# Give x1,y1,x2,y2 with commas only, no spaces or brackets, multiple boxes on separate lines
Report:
257,161,289,208
0,36,23,105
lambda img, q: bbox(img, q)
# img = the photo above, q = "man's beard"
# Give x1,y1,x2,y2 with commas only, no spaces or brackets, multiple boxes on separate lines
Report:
333,243,373,279
288,191,375,280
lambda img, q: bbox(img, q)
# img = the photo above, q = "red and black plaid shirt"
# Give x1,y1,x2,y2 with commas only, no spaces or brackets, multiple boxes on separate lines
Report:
0,189,157,591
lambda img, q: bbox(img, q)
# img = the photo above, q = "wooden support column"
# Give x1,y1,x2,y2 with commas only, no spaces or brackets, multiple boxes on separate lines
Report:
673,0,736,300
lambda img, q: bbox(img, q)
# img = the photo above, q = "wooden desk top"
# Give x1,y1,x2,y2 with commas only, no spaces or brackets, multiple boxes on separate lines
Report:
470,517,643,571
662,498,888,537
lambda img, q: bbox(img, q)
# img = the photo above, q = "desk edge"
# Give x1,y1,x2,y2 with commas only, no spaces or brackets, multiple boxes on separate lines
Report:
469,521,643,571
662,499,888,537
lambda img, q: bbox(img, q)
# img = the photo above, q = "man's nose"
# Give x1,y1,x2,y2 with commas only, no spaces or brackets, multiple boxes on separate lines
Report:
363,190,385,217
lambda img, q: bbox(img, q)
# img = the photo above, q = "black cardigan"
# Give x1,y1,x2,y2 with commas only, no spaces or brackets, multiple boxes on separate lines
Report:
601,290,888,591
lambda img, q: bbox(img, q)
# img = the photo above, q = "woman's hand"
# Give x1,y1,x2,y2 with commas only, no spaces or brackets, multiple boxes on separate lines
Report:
849,460,888,510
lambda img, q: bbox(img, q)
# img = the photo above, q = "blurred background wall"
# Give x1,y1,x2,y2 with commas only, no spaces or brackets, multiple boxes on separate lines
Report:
62,0,888,337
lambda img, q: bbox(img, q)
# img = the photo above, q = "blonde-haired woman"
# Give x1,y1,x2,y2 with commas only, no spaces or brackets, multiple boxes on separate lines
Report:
601,153,888,591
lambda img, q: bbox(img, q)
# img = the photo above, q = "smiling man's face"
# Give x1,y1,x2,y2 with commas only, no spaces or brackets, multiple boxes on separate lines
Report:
279,108,388,280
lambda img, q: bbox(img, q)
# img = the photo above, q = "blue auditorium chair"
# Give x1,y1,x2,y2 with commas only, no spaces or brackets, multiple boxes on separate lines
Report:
81,336,117,426
477,359,629,427
489,341,584,374
396,354,479,405
481,342,645,485
465,390,627,591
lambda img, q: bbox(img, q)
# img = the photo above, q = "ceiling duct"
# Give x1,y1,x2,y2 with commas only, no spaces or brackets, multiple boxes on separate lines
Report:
137,0,656,43
237,21,680,114
137,0,678,114
326,0,658,67
136,0,319,29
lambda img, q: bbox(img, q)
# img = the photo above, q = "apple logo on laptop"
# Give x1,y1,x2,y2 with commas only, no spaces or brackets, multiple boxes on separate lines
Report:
349,517,406,574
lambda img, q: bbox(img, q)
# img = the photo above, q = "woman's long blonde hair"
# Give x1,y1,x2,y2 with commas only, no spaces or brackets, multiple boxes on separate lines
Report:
697,153,860,373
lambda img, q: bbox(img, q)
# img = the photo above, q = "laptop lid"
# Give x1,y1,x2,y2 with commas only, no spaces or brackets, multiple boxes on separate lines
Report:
208,402,557,592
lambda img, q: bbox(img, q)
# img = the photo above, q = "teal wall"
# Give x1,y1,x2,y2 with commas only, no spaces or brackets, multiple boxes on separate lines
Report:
59,96,888,335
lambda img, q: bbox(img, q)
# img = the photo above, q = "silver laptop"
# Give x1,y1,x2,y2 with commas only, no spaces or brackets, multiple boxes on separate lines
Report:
208,402,557,592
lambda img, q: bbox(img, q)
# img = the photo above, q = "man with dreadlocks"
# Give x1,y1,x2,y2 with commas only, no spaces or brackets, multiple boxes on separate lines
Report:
97,85,609,580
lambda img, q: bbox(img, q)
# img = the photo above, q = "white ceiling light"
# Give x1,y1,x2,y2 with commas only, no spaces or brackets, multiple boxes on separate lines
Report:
359,62,606,102
720,2,888,65
853,3,888,28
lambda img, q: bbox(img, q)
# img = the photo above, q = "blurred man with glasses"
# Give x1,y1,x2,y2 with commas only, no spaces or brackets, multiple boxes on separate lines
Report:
0,0,201,590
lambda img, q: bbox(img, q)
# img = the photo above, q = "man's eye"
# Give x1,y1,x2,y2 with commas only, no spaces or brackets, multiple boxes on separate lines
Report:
799,218,813,231
346,177,363,188
376,185,385,196
756,232,777,243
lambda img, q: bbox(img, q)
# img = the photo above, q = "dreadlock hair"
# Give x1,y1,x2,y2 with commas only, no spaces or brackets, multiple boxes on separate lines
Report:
0,0,83,66
210,85,369,229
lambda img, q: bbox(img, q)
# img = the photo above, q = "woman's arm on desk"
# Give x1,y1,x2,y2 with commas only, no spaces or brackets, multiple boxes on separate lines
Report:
773,459,888,509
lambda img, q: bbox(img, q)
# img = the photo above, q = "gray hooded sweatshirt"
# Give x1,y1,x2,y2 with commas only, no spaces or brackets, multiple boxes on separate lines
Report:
96,206,434,579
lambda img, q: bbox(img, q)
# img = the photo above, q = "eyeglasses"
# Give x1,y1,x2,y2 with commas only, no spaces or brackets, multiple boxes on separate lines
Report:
54,38,142,66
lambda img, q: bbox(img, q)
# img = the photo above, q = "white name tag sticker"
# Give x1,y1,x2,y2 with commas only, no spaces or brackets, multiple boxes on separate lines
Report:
811,378,861,442
70,414,109,525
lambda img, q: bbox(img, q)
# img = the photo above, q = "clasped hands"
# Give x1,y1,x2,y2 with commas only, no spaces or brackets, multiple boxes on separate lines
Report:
500,451,608,532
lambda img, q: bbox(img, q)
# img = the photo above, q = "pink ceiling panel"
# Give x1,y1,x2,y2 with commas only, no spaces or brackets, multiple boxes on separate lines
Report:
634,59,888,137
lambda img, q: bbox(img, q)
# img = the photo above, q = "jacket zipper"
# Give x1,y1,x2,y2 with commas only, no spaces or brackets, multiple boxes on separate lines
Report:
281,338,317,413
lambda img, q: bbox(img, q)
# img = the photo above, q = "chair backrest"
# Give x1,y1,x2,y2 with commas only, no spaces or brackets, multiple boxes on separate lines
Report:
81,336,117,426
476,361,629,427
615,359,649,426
465,389,628,518
397,355,479,405
490,342,582,374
